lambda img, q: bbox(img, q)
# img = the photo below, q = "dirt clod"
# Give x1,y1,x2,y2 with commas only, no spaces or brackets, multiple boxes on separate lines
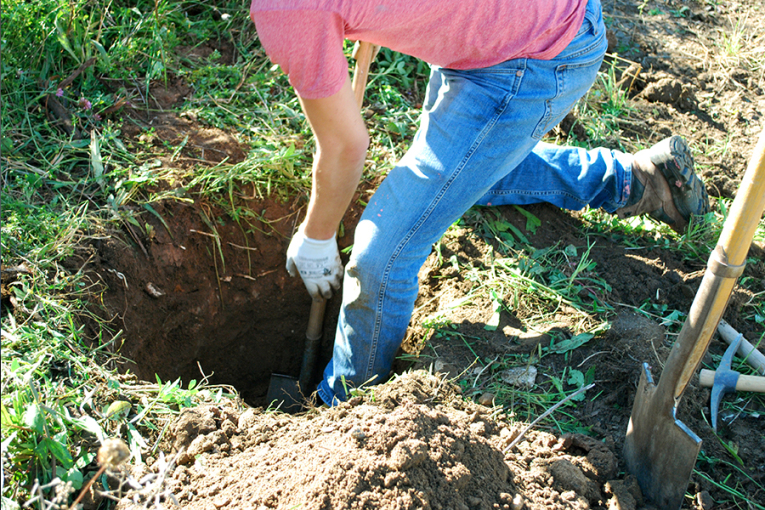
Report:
171,407,218,452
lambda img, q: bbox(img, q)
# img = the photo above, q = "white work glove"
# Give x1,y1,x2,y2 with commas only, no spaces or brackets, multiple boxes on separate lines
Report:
286,225,343,299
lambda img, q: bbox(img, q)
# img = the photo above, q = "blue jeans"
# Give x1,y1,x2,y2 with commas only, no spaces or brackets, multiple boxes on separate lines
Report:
318,0,629,404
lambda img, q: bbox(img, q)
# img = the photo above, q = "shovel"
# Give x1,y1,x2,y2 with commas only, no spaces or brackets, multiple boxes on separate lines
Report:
266,42,379,412
623,128,765,510
267,297,327,412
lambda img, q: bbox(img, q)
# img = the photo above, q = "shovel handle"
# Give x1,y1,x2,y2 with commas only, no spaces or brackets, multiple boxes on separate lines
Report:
299,298,327,391
305,297,326,341
663,129,765,403
352,42,379,109
715,133,765,266
699,369,765,393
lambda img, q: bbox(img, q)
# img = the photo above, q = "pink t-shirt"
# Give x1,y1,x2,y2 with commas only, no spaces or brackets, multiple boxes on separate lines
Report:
251,0,587,99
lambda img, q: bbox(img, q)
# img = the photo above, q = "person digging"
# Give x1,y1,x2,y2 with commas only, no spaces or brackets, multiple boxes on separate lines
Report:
249,0,710,406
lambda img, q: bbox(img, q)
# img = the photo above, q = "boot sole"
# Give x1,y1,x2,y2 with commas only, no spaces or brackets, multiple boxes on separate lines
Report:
648,136,710,220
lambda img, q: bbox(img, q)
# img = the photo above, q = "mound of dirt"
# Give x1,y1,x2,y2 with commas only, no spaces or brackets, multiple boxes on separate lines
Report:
116,371,649,510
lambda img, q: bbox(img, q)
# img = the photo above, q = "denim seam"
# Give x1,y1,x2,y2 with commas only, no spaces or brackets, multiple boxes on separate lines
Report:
532,35,605,139
481,189,590,208
363,98,511,381
467,60,528,76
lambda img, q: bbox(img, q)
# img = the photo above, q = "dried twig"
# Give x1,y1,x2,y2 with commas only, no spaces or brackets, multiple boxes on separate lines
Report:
44,94,81,138
58,57,97,90
503,383,595,454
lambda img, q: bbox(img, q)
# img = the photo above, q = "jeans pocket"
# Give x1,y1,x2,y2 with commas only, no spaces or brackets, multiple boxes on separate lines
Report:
530,40,605,138
531,54,603,139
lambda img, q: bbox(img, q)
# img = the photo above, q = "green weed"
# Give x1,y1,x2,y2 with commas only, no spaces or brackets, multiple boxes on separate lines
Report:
569,58,636,147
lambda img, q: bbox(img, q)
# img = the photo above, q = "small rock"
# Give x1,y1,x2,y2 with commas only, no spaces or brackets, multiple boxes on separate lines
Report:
238,408,258,431
511,493,525,510
213,495,231,508
145,282,165,298
500,366,537,388
696,490,715,510
434,359,459,379
350,428,366,441
477,392,495,406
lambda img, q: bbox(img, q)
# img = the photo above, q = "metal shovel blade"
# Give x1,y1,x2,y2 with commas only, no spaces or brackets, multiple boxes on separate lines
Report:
266,374,304,413
624,363,702,510
266,298,327,413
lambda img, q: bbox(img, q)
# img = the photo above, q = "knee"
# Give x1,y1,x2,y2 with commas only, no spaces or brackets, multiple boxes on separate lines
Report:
348,219,385,272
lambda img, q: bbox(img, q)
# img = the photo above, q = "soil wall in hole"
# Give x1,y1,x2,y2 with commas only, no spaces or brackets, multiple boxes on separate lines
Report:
83,195,360,405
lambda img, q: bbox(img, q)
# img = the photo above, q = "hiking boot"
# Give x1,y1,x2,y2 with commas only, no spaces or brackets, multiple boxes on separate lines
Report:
616,135,710,233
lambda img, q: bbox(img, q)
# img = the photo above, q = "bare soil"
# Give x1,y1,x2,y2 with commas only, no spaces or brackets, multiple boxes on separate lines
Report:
70,0,765,508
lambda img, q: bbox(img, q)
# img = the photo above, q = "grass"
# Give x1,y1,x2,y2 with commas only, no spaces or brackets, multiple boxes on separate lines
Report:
420,201,764,504
2,0,765,508
418,220,612,432
560,57,637,149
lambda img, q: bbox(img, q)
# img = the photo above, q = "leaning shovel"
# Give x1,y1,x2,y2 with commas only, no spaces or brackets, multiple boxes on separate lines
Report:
624,128,765,510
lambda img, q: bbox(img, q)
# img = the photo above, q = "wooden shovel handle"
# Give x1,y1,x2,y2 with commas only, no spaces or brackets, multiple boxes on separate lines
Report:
662,129,765,402
305,297,326,341
299,298,327,391
351,42,379,109
699,369,765,393
715,132,765,266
